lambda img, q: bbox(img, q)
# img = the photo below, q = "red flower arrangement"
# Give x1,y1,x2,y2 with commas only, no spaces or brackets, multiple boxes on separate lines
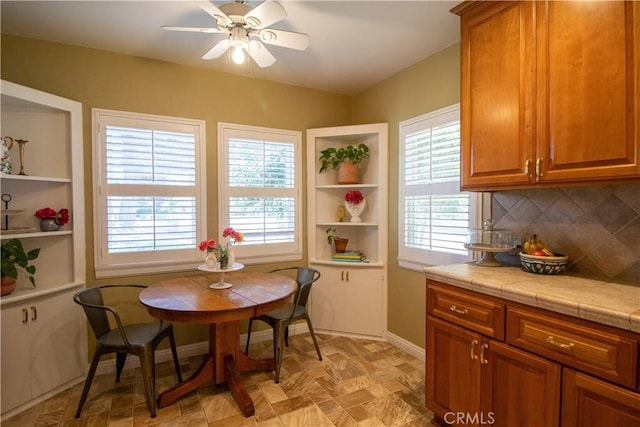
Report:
344,190,364,205
198,227,244,258
222,227,244,245
34,207,70,225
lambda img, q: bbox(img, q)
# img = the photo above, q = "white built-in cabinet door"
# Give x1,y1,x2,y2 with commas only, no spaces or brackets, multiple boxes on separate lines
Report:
1,288,84,413
310,265,383,337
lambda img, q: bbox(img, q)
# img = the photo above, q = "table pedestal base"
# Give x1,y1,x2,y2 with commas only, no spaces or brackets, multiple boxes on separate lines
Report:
156,321,274,417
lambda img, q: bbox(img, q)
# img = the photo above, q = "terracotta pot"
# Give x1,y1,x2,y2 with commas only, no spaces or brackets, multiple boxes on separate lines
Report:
334,238,349,253
337,161,359,184
1,276,16,296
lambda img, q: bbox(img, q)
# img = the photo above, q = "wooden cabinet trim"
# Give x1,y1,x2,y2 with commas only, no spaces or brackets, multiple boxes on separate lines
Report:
507,306,638,389
561,368,640,427
427,282,505,340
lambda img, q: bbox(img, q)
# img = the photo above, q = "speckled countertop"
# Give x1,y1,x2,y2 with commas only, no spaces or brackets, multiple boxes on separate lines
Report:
424,263,640,334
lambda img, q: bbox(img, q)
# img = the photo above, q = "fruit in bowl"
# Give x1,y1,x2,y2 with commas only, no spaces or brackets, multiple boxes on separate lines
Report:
519,252,569,275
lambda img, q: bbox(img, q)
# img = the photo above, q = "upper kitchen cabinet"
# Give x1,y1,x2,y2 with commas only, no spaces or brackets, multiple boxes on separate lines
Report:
453,1,640,191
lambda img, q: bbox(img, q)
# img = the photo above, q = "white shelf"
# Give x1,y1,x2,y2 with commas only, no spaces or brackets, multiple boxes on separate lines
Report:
0,173,71,183
1,229,72,240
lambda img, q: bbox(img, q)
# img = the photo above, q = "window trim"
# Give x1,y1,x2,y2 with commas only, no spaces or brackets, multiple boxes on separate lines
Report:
398,104,483,271
92,108,207,278
217,122,303,264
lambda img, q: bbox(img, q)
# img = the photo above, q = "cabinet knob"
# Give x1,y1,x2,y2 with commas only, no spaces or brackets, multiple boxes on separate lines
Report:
480,343,489,364
449,305,469,316
545,335,574,350
470,339,479,360
536,158,544,177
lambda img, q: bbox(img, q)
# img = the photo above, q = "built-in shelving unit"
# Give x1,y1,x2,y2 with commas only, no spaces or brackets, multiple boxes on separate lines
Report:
1,80,86,418
306,123,388,338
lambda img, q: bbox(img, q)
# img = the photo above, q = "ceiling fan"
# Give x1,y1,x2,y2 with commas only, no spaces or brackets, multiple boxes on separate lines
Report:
162,0,309,68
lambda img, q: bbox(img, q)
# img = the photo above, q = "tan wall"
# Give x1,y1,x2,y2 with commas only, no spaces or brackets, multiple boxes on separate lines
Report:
1,34,461,351
1,34,352,350
352,43,461,347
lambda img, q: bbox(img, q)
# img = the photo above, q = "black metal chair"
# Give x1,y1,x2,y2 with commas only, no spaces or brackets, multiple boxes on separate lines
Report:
73,284,182,418
244,267,322,383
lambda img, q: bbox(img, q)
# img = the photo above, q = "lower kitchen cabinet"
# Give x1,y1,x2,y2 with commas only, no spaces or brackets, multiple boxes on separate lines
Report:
426,280,640,427
310,265,383,337
562,368,640,427
427,316,560,427
1,287,85,414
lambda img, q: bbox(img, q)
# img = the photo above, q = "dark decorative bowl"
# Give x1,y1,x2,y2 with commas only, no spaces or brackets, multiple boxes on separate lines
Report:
519,252,569,275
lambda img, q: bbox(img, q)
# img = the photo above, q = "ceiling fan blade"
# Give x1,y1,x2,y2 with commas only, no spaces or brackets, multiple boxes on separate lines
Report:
248,41,276,68
201,1,231,26
161,25,223,34
258,29,309,51
244,1,287,29
202,39,230,60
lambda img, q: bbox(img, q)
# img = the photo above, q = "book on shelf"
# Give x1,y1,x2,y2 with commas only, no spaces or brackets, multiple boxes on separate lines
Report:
332,250,363,258
332,257,370,263
332,250,368,262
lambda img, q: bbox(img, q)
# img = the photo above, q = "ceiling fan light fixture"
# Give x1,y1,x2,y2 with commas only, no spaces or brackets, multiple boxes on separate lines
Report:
229,26,249,65
231,45,246,64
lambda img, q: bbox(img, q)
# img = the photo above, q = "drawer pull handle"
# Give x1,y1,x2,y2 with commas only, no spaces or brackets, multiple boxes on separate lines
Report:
525,159,532,178
470,339,479,360
545,335,574,350
22,308,28,324
449,305,468,316
480,343,488,364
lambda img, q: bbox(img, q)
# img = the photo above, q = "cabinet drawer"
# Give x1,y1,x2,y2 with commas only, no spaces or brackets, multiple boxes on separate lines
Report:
507,307,638,389
427,282,505,340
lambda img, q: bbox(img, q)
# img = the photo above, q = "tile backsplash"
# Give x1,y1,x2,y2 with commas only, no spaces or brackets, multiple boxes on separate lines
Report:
492,184,639,286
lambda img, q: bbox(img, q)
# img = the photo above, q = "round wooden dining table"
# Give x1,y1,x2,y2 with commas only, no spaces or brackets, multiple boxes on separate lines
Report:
139,270,297,417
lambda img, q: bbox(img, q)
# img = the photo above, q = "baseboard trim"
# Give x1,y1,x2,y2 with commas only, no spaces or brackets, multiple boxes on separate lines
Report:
94,325,425,375
383,330,425,361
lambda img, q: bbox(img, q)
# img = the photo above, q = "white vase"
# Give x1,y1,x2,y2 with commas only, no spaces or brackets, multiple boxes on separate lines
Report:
346,198,366,223
205,252,217,268
228,249,235,267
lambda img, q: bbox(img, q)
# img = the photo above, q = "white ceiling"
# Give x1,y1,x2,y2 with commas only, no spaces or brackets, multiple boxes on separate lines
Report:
0,1,461,95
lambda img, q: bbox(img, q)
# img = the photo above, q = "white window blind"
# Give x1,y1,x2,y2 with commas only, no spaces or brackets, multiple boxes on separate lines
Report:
399,104,478,269
93,109,206,277
219,123,302,263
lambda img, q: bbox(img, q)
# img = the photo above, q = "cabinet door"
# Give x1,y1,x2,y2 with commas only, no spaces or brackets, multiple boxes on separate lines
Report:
459,1,536,189
310,267,346,332
1,304,32,412
537,1,640,182
483,339,560,427
344,269,383,337
562,368,640,427
310,266,383,337
426,316,481,422
29,290,85,399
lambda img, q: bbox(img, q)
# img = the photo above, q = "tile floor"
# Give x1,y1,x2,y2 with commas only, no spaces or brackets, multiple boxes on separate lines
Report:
2,333,433,426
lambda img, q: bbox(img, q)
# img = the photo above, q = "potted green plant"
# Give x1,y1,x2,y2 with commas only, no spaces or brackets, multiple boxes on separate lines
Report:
1,238,40,295
326,227,349,253
319,143,369,184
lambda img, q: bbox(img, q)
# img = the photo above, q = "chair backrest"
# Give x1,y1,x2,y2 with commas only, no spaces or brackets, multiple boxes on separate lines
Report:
293,267,321,307
269,266,321,310
73,284,147,341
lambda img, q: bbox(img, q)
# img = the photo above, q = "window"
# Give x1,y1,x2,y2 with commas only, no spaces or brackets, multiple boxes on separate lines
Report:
398,104,480,269
93,109,206,277
218,123,302,263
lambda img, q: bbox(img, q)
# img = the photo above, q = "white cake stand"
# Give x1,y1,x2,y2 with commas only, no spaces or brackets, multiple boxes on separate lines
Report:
197,262,244,289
